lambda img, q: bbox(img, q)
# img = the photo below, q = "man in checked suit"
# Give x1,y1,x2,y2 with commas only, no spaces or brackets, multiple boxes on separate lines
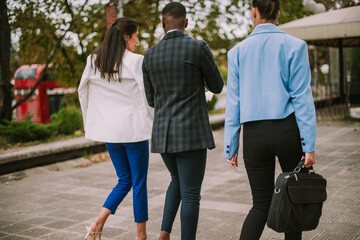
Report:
142,2,224,240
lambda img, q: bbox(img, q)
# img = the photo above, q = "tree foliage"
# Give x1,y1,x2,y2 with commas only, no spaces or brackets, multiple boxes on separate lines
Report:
9,0,106,87
124,0,162,51
318,0,360,9
8,0,359,89
8,0,249,90
3,0,360,122
122,0,247,52
186,0,247,52
278,1,306,25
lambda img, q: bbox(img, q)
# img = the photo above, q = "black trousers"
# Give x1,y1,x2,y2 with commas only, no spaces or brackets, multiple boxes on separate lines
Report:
160,149,207,240
240,114,303,240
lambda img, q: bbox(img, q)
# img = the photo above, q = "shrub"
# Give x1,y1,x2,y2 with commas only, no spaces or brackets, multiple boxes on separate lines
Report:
0,120,55,144
0,107,82,145
60,93,80,107
207,94,218,112
52,107,83,135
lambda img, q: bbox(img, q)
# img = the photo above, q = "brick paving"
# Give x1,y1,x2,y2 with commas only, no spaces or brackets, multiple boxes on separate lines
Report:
0,120,359,240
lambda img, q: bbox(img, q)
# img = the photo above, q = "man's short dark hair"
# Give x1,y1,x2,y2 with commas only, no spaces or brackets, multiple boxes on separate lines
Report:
252,0,280,20
162,2,186,18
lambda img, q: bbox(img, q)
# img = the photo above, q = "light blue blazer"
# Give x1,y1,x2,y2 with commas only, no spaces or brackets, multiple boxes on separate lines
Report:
224,24,316,159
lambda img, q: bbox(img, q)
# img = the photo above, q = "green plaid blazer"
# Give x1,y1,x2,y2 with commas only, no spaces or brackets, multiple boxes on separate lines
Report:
142,30,224,153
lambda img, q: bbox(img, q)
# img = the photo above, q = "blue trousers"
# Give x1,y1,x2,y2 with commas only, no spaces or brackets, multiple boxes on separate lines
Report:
103,141,149,223
160,149,207,240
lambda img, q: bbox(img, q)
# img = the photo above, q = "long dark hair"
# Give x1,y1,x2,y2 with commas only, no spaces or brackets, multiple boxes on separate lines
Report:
92,17,139,82
252,0,280,20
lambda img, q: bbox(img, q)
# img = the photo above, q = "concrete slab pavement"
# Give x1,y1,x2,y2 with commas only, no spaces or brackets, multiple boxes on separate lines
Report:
0,120,359,240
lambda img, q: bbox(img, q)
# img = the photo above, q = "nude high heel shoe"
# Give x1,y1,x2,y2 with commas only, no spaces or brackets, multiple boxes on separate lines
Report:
135,237,148,240
85,225,102,240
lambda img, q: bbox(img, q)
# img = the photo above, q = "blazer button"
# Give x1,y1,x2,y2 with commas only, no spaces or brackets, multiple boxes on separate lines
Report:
301,137,304,141
227,145,230,148
226,150,229,153
302,143,305,146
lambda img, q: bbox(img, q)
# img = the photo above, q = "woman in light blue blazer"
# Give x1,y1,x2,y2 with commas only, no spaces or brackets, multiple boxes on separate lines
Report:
224,0,316,239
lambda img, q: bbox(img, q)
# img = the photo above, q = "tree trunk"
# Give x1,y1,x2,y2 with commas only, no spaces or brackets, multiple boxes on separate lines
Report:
0,0,13,122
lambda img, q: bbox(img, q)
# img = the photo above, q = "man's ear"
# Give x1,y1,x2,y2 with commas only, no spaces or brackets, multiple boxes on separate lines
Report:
162,17,166,29
276,10,280,21
251,7,256,20
184,18,188,29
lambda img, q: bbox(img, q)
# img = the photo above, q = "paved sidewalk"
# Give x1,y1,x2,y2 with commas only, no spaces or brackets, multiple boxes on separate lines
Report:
0,120,359,240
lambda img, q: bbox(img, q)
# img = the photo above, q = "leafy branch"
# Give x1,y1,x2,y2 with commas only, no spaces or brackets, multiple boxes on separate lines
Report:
12,0,88,110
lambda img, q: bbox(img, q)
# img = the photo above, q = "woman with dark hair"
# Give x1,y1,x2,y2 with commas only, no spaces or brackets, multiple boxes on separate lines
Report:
78,17,153,240
224,0,316,239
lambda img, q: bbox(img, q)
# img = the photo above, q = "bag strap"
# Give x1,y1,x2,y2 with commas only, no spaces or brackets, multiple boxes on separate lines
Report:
293,160,305,173
274,172,289,194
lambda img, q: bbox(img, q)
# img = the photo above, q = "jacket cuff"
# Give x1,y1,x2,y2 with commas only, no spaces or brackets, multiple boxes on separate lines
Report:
223,143,238,159
300,136,315,152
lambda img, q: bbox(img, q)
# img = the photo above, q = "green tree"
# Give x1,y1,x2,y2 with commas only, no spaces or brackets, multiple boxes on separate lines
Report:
186,0,247,52
123,0,247,53
9,0,105,87
318,0,360,9
278,1,306,25
5,0,359,122
124,0,162,51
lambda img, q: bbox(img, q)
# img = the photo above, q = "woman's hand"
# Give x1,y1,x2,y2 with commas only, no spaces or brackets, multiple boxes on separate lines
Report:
226,154,238,171
302,152,315,168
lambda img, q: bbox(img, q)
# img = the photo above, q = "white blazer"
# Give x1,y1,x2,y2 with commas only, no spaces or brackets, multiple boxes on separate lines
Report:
78,50,153,143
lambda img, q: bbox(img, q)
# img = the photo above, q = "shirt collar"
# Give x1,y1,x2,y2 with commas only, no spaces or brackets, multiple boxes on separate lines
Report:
248,24,285,38
162,30,186,40
166,29,182,34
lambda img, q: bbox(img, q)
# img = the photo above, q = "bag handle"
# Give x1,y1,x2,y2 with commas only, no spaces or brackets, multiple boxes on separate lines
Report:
293,159,315,173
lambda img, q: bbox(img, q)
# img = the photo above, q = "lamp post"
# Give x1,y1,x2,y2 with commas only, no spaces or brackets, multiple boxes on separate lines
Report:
303,0,326,14
320,64,331,100
346,60,352,107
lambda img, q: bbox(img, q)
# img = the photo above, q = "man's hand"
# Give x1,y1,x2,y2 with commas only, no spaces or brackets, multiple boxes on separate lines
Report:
302,151,315,168
205,91,214,102
226,154,238,171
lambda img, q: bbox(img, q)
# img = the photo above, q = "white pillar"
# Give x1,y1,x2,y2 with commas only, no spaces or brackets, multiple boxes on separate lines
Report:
117,0,130,17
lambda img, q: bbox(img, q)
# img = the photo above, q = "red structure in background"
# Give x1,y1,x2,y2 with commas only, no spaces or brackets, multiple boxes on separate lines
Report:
14,65,75,124
106,5,118,30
